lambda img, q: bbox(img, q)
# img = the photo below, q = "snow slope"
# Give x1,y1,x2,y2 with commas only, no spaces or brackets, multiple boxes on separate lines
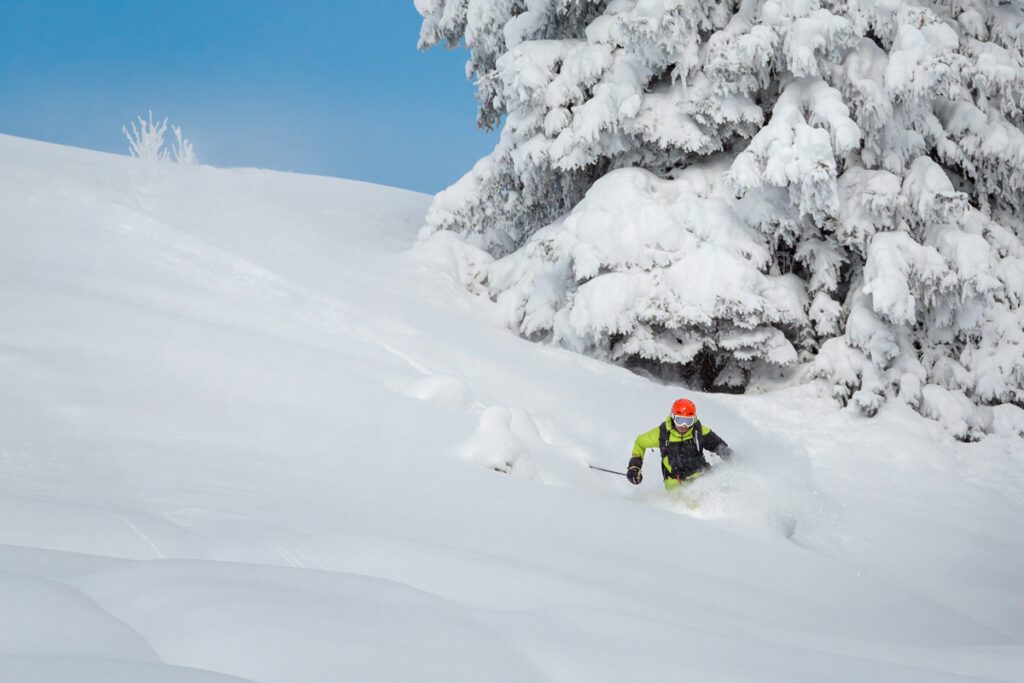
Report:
1,133,1022,682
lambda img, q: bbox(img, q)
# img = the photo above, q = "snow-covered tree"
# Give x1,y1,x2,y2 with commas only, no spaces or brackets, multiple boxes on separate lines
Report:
123,111,169,161
123,112,197,164
171,125,197,165
417,0,1024,439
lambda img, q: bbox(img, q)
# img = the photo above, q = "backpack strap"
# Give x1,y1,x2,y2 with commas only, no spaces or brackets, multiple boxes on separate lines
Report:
693,419,703,456
659,423,669,456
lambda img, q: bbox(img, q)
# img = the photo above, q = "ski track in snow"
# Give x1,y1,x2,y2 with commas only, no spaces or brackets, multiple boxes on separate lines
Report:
1,135,1022,683
104,513,167,560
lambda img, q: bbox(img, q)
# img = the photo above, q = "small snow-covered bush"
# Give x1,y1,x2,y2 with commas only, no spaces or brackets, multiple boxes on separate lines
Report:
123,111,168,161
123,111,198,164
417,0,1024,438
171,125,197,165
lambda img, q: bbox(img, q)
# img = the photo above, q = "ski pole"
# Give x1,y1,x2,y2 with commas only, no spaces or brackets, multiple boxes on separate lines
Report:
588,465,629,477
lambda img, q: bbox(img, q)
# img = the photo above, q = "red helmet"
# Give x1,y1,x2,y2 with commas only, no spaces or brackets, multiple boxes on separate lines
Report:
671,398,697,431
671,398,696,417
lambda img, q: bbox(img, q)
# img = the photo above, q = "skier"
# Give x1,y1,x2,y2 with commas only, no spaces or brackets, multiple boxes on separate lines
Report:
626,398,733,490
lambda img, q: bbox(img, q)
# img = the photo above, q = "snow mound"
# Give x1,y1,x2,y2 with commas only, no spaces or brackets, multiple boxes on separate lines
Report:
459,405,540,478
74,560,545,683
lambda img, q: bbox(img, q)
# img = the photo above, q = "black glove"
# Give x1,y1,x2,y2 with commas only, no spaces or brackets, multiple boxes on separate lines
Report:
716,446,734,460
626,457,643,485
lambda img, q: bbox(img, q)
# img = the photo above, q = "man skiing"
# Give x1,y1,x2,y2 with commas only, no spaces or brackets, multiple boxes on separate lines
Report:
626,398,733,490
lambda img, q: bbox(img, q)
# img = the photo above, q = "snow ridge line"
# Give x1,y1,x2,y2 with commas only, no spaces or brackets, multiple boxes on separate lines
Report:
270,543,303,569
104,513,167,559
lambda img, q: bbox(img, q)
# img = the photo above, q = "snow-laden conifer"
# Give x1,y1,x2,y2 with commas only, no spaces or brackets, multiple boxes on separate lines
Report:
418,0,1024,438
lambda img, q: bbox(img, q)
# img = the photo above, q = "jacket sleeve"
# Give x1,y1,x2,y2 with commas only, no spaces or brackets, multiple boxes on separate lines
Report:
700,426,729,453
631,425,662,459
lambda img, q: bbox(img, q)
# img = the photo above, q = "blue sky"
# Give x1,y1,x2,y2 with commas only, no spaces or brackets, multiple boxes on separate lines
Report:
0,1,498,193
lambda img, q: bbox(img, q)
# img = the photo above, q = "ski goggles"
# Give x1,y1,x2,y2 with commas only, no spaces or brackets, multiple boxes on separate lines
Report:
672,415,696,429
